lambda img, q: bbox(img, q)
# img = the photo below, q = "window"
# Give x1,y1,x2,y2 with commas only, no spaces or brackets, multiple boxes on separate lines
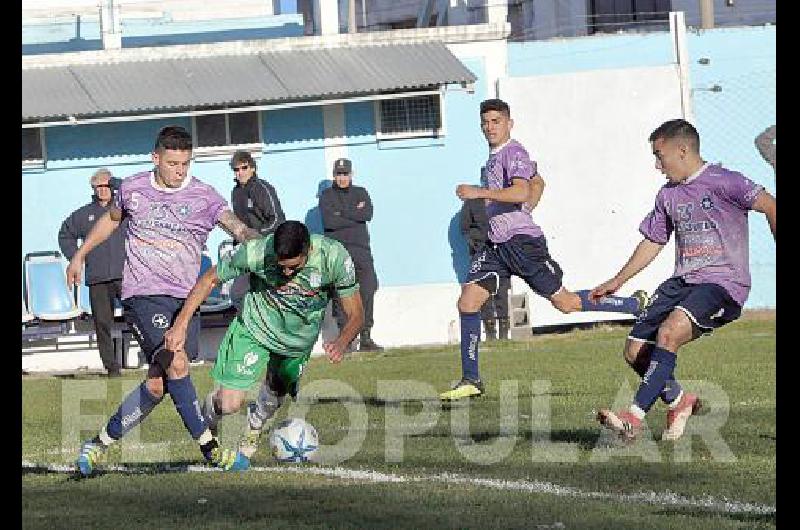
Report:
22,126,45,168
589,0,671,34
375,94,443,140
192,109,261,154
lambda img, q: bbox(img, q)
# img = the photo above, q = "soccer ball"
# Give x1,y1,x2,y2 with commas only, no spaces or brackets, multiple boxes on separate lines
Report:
268,418,319,463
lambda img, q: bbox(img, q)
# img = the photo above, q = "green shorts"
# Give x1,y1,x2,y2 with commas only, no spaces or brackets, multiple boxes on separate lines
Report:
211,317,311,391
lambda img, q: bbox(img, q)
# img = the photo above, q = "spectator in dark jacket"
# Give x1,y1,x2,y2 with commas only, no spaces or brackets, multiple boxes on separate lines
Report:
319,158,383,352
58,168,126,376
460,196,510,340
229,150,286,310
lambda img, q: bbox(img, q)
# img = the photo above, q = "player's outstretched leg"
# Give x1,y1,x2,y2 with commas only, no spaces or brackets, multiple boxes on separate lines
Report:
575,289,650,316
75,378,165,477
239,380,287,458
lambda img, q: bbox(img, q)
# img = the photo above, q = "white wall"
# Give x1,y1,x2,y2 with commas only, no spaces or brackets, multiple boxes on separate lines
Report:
497,65,682,327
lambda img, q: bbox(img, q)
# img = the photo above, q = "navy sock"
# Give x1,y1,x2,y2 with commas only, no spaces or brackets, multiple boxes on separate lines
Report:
577,290,639,315
166,376,207,440
460,312,481,381
661,379,683,404
106,381,163,440
628,352,681,404
633,346,677,412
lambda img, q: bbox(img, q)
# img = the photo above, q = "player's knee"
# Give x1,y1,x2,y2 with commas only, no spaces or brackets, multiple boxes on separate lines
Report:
166,352,189,378
218,392,245,414
656,323,681,350
146,377,165,399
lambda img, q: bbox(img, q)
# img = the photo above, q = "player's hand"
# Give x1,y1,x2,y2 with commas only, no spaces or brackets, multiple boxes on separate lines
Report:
589,278,623,302
65,257,84,288
456,184,482,200
164,324,187,355
323,341,346,364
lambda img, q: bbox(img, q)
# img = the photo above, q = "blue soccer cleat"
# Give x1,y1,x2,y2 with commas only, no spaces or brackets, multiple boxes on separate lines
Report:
76,440,106,477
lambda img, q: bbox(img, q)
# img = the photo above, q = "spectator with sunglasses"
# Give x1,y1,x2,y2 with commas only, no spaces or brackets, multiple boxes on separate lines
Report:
58,168,127,377
229,150,286,311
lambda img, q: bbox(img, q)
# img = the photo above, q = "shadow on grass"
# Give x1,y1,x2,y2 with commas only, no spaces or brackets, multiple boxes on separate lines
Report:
653,507,775,526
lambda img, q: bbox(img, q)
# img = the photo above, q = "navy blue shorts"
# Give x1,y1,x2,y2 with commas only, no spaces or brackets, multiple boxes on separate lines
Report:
466,235,563,298
629,277,742,343
122,295,201,363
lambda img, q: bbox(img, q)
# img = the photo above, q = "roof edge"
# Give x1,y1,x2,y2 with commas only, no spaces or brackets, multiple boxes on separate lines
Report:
23,22,510,69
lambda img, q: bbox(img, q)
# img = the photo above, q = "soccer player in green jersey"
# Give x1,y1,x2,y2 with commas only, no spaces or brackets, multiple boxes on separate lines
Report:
164,221,364,462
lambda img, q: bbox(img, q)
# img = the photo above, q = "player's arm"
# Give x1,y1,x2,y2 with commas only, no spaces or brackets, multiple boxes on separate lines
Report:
164,267,220,353
751,189,776,240
65,208,122,287
525,174,545,211
323,292,364,363
456,178,529,204
216,209,261,242
589,238,665,301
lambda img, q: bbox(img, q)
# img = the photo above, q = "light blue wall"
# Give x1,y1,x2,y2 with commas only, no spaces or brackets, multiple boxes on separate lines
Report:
687,26,776,308
344,57,488,286
508,26,776,308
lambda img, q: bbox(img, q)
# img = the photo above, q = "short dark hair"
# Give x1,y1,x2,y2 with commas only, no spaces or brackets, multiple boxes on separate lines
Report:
649,119,700,153
154,125,193,152
274,221,310,259
230,150,257,171
480,98,511,117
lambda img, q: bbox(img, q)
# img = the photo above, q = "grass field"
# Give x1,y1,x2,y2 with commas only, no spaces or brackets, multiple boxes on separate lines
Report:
22,313,776,529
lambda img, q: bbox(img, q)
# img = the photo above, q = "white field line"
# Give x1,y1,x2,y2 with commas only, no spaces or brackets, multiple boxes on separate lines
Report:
22,459,775,516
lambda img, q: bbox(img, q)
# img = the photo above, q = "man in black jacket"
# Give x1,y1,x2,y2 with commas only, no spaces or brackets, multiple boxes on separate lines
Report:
58,168,126,376
229,150,286,310
460,196,510,340
319,158,383,352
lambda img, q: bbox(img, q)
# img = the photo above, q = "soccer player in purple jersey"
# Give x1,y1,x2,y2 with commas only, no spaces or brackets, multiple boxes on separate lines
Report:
440,99,649,401
592,119,776,442
66,126,261,475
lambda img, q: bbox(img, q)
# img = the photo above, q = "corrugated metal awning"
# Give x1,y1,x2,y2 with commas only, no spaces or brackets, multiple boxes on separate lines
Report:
22,41,476,122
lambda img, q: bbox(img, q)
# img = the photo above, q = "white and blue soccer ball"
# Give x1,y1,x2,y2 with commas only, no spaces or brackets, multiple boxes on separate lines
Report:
268,418,319,463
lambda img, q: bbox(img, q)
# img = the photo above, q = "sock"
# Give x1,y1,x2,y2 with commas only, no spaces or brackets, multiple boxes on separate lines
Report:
633,346,677,413
248,381,285,431
459,311,481,381
105,381,163,440
628,352,682,404
577,290,640,315
166,375,207,440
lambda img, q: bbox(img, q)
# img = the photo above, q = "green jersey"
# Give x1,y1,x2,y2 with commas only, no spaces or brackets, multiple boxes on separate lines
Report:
216,234,358,355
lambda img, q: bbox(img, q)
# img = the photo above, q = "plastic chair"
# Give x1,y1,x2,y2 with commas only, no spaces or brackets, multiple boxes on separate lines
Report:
23,251,84,321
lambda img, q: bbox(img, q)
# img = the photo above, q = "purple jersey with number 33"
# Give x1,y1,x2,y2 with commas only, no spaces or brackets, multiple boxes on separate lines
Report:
639,163,764,306
483,140,543,243
115,171,228,300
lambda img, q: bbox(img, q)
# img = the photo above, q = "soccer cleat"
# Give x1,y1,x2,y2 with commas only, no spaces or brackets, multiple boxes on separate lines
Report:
632,289,650,316
76,440,106,477
238,428,263,459
439,378,484,401
662,393,702,441
597,409,642,441
204,446,250,471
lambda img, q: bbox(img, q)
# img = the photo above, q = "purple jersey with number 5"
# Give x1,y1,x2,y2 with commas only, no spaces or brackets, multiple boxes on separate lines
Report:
639,163,764,305
115,171,228,300
483,140,542,243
